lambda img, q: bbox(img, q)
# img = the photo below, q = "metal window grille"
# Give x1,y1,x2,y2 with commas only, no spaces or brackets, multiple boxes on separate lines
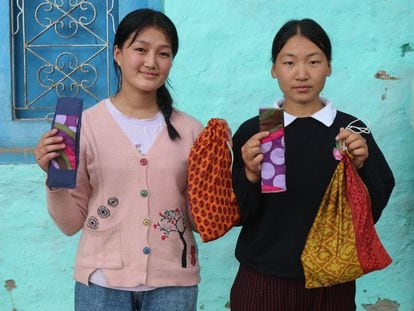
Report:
11,0,119,120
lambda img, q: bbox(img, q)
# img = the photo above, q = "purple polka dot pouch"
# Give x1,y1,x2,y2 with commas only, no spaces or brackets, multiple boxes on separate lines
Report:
259,108,286,193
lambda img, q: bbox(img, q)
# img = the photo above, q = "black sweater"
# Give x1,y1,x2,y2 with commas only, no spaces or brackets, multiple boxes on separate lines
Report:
232,111,395,279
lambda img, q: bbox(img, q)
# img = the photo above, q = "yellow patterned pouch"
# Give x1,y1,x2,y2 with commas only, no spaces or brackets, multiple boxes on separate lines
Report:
301,150,392,288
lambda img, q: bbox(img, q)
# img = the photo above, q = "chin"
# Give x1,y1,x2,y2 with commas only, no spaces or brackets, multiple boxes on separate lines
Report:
293,94,318,103
137,83,163,93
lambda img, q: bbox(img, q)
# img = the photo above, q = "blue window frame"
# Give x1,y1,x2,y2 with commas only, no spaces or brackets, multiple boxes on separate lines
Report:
11,0,120,120
1,0,161,163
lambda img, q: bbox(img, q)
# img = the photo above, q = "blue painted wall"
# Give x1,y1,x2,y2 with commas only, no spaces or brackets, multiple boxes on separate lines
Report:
0,0,163,162
1,0,413,310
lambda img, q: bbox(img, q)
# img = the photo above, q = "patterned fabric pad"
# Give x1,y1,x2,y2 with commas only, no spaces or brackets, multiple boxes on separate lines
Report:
259,108,286,193
47,97,83,189
50,114,79,170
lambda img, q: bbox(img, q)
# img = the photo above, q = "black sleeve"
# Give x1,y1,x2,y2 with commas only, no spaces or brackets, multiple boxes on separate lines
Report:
232,117,262,225
357,132,395,223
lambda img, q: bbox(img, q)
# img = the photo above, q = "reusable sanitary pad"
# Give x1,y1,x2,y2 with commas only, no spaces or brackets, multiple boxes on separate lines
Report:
47,97,83,189
259,108,286,193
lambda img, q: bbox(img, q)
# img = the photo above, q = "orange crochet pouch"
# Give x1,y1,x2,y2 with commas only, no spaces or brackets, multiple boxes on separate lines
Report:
187,118,240,242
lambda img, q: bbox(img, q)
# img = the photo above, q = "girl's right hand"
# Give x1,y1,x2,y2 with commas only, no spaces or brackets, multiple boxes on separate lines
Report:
34,128,66,172
241,131,269,183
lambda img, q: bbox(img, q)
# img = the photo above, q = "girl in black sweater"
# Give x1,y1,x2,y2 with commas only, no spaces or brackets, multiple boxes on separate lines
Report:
230,19,394,311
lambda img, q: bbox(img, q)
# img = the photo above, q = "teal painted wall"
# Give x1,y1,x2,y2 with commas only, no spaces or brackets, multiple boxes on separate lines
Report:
1,0,413,310
165,1,414,310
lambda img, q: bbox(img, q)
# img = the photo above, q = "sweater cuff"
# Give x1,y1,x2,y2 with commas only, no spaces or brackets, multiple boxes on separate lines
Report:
356,162,370,180
238,169,261,192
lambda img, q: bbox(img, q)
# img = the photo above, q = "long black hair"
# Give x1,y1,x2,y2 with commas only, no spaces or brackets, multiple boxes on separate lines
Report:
271,18,332,63
113,9,180,140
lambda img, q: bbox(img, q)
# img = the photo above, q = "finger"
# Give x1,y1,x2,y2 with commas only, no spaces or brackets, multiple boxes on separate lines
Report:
250,131,270,142
244,153,264,181
246,131,270,146
346,140,365,153
36,130,63,153
350,146,368,158
35,142,65,165
40,128,59,141
245,152,264,167
242,145,262,161
335,128,350,141
345,135,366,151
42,128,64,144
39,144,66,157
37,151,62,172
40,151,61,162
248,146,262,156
251,153,264,166
37,151,57,163
43,135,65,148
244,131,270,149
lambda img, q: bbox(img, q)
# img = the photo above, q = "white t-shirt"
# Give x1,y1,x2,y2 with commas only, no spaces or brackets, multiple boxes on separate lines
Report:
104,98,165,155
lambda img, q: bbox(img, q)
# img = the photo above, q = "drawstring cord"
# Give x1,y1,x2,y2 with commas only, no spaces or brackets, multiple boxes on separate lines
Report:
341,119,371,151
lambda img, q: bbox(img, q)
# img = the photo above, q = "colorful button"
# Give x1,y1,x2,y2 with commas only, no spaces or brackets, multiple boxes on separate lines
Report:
140,158,148,166
107,197,119,207
97,206,110,218
143,247,151,254
143,219,151,226
140,190,148,197
86,216,99,230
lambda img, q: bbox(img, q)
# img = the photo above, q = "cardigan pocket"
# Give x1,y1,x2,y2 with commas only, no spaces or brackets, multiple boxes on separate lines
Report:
78,224,123,269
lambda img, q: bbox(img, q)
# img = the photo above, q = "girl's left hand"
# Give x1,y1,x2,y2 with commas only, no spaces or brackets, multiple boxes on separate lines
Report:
336,128,369,169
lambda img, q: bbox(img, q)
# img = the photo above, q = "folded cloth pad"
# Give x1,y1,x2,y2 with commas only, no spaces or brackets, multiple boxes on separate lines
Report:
187,118,240,242
259,108,286,193
47,97,83,189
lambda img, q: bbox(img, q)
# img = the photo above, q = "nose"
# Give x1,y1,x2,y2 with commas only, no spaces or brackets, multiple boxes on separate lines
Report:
295,63,309,80
144,51,156,68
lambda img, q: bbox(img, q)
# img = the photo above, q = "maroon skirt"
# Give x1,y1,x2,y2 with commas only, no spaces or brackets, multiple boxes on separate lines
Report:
230,265,356,311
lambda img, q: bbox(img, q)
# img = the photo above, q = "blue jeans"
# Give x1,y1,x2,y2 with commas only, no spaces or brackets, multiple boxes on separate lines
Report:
75,282,198,311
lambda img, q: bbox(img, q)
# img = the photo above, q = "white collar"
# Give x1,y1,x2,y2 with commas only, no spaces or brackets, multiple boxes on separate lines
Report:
274,97,337,127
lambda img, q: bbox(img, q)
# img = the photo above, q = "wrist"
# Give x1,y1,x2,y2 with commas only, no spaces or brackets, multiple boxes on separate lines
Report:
354,160,364,169
244,167,260,183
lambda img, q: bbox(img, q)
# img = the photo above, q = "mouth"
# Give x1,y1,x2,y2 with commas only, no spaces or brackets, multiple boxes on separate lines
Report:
293,85,311,92
140,71,158,78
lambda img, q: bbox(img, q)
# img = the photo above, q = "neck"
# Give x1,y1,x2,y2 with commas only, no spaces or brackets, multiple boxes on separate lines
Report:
111,90,159,119
282,99,324,117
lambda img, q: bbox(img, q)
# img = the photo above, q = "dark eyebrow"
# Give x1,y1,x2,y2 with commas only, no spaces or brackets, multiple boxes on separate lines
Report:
280,51,323,58
132,40,172,50
307,52,323,57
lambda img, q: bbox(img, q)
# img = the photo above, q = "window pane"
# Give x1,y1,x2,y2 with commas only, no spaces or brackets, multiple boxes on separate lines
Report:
11,0,119,120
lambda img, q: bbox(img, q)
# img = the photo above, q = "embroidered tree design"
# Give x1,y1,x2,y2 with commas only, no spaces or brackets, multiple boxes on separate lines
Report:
154,208,188,268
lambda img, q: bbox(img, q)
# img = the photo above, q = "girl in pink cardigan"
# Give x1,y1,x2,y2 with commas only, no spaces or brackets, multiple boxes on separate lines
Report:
34,9,203,311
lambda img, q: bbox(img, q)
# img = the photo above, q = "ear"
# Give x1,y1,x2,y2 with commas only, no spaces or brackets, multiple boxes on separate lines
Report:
326,63,332,76
271,63,277,79
114,45,121,67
